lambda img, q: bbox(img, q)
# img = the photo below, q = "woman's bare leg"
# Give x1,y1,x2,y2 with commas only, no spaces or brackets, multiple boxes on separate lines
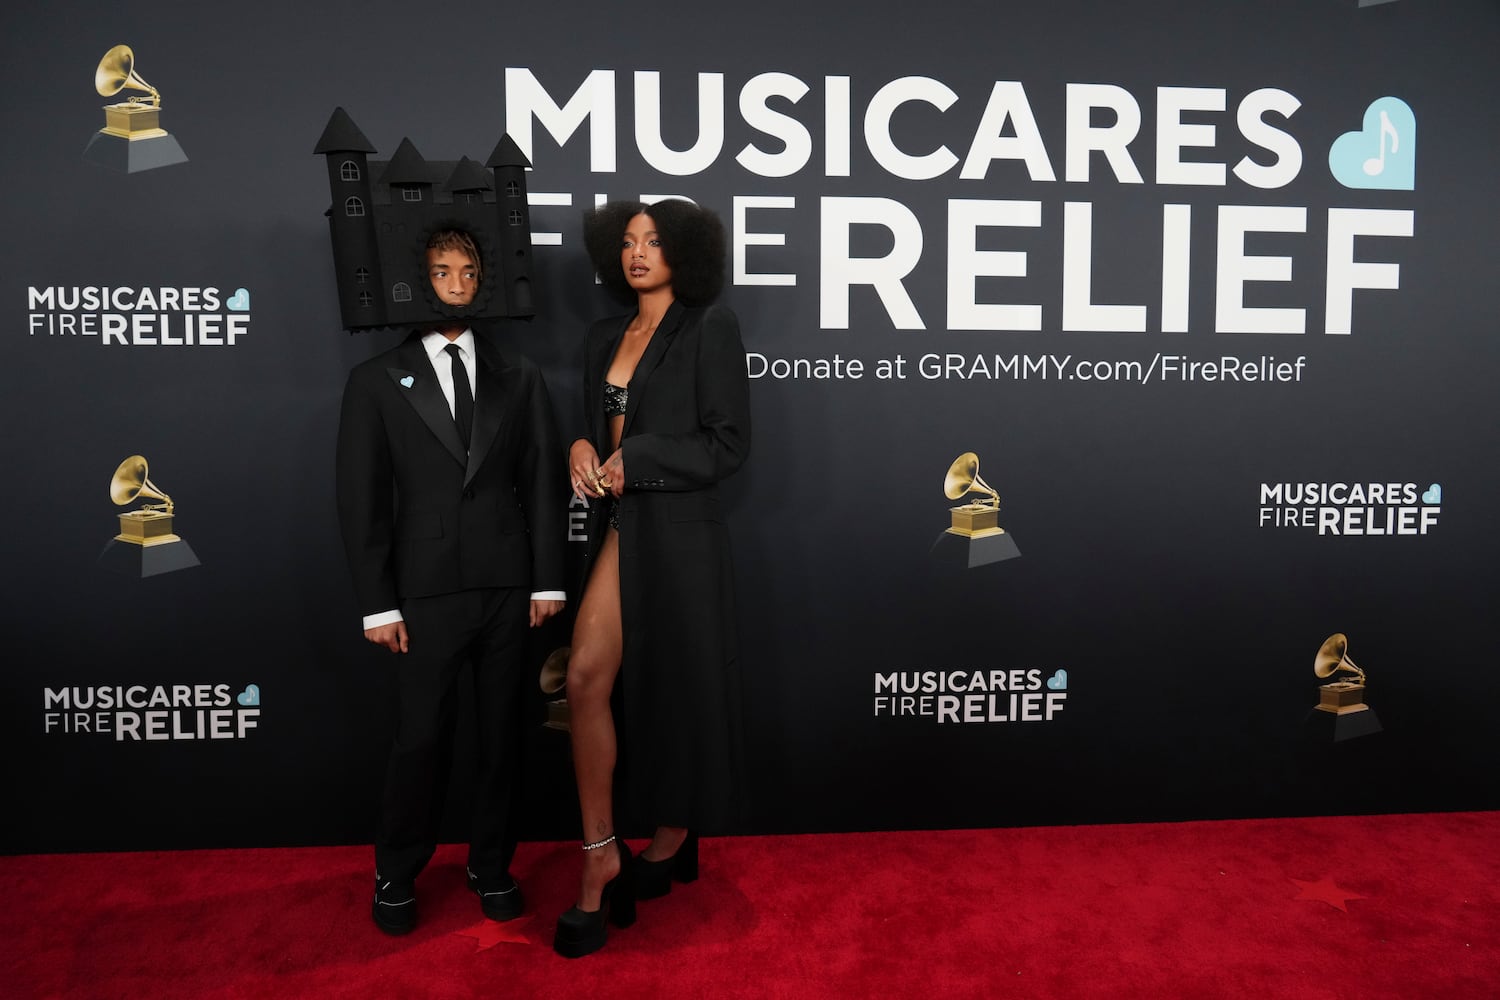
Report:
566,528,624,910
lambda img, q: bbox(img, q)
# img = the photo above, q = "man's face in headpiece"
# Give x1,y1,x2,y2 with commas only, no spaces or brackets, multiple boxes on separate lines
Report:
427,246,478,307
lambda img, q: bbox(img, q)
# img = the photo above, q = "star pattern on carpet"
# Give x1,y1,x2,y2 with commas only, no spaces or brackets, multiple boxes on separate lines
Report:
455,915,536,950
1290,875,1367,912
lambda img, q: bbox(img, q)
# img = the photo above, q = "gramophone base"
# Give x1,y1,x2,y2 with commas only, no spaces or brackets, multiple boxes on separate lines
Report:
1315,701,1370,717
1302,706,1383,743
82,130,188,173
930,528,1021,569
98,537,201,577
542,699,571,733
950,505,1000,534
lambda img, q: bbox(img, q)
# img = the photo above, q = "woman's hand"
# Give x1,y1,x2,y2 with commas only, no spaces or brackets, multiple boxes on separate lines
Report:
569,439,603,501
599,448,625,497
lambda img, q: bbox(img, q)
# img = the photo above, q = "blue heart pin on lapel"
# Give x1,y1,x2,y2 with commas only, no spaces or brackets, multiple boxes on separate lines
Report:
400,375,415,388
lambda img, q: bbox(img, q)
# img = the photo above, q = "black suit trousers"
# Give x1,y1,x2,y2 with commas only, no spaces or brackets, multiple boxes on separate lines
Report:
376,586,527,884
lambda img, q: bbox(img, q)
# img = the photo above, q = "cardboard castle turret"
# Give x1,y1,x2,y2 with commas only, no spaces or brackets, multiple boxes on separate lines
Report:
314,107,535,331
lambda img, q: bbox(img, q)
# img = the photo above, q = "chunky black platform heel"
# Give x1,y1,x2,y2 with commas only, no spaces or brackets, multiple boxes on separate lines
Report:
553,837,636,959
635,831,698,900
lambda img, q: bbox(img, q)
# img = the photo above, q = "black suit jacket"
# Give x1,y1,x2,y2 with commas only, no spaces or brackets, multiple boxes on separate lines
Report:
336,329,566,617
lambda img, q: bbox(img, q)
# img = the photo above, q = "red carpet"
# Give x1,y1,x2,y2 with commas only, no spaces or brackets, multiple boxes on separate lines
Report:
4,812,1498,999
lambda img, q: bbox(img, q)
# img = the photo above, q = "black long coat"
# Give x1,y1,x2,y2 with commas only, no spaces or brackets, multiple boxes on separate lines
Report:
577,301,751,831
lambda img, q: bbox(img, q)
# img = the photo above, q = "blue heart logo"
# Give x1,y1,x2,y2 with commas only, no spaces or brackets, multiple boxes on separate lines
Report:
1328,97,1415,190
1047,669,1068,691
237,684,260,706
400,375,415,388
226,288,251,311
1422,483,1441,504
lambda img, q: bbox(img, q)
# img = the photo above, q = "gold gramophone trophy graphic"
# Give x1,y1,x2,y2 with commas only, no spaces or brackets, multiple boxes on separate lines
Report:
98,455,201,577
539,647,571,732
1309,632,1382,742
81,45,188,173
930,451,1021,568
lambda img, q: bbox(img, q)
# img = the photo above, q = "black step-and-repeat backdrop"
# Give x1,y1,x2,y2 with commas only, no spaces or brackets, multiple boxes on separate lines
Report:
5,0,1498,852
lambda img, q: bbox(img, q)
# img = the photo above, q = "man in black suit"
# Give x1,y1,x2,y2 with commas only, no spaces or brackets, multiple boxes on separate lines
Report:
336,229,565,935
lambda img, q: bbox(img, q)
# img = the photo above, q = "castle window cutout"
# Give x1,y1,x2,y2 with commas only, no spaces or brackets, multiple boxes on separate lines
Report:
358,291,373,307
459,192,477,204
354,267,370,284
340,160,361,182
345,196,365,217
392,282,412,302
401,186,423,203
508,210,523,226
505,181,520,198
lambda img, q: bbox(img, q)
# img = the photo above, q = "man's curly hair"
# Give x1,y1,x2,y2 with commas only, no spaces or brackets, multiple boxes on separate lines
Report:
426,228,483,285
583,199,726,306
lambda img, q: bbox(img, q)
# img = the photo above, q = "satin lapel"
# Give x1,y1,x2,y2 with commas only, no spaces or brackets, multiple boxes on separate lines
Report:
622,300,686,438
467,337,514,487
592,316,629,445
387,338,466,468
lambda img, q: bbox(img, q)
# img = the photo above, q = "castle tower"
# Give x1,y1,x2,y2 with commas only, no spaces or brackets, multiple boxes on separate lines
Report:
378,138,432,326
443,156,493,218
314,107,385,329
486,135,535,317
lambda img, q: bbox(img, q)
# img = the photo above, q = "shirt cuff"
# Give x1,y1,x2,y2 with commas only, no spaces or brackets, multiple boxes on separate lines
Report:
530,591,566,602
362,609,403,631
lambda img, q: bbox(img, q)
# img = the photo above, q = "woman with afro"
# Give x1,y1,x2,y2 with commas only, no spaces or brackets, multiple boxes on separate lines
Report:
553,200,751,958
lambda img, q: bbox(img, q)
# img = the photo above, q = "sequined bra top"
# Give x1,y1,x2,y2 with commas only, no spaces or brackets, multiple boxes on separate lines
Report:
602,380,628,417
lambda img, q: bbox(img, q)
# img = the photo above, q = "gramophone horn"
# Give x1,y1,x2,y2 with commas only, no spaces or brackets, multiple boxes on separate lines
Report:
943,451,999,503
110,455,173,511
1313,632,1365,685
539,647,570,695
95,45,160,104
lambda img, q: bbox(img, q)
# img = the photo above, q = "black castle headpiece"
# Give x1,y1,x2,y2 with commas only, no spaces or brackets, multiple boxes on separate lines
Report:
314,107,536,332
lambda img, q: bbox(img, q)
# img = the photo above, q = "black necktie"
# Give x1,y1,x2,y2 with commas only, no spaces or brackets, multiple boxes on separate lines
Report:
445,343,473,450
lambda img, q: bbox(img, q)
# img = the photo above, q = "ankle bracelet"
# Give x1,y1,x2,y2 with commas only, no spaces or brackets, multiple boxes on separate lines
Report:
582,834,616,851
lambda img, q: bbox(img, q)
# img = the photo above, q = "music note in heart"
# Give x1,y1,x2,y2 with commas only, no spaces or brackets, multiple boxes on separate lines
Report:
1328,97,1414,191
1362,110,1399,177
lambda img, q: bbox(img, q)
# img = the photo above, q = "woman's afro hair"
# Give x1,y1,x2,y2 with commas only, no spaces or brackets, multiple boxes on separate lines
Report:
582,199,726,306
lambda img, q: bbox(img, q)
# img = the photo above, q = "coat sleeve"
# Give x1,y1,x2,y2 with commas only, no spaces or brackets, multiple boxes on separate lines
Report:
334,368,398,616
573,319,610,456
623,306,751,490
